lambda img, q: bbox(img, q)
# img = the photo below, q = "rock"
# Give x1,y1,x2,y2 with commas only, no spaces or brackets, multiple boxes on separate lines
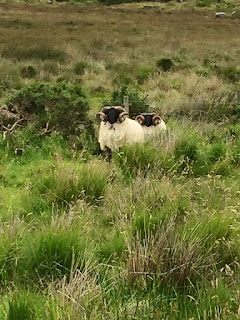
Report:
143,5,158,9
231,11,240,18
0,105,19,127
215,12,227,18
47,1,53,4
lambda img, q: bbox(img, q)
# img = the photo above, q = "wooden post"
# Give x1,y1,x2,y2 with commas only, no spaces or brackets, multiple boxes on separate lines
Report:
123,96,129,114
237,91,240,104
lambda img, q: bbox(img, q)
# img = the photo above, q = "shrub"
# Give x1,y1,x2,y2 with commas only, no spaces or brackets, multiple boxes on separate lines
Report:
136,66,154,84
20,66,37,78
5,81,93,138
74,61,90,75
2,46,68,63
156,58,174,72
220,66,240,83
196,0,212,7
19,226,87,280
110,84,150,117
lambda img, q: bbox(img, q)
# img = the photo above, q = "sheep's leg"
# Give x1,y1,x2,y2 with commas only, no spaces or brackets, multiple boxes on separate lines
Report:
106,147,112,163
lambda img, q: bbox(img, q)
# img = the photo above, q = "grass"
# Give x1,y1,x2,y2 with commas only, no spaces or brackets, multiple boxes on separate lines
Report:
0,1,240,319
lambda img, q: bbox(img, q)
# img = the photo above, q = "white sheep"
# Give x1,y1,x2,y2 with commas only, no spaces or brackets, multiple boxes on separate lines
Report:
97,106,144,160
135,113,167,140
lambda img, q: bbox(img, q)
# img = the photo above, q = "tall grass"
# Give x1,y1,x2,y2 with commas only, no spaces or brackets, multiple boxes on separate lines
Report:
0,3,239,319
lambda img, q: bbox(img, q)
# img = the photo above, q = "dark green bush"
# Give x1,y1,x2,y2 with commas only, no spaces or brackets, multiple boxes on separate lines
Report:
2,46,68,62
156,58,174,72
220,66,240,83
5,81,93,138
74,61,90,75
196,0,212,7
20,66,37,78
136,66,154,84
110,84,150,117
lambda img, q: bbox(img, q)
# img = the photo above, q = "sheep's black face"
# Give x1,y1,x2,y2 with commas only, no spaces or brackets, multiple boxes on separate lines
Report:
105,108,121,124
144,114,154,127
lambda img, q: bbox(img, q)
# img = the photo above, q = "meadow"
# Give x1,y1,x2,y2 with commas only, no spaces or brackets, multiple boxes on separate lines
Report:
0,1,240,319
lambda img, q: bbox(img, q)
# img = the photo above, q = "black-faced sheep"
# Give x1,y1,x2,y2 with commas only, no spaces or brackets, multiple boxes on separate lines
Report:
98,106,144,160
135,113,167,140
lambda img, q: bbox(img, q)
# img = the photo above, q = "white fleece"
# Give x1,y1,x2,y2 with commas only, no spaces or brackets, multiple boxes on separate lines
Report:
142,120,167,140
98,118,144,151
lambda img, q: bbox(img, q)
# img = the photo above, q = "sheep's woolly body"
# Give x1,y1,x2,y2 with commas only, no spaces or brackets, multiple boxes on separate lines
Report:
98,118,144,151
142,120,167,140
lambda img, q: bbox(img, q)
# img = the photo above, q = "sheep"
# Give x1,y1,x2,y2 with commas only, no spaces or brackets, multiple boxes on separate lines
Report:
97,106,144,160
135,113,167,140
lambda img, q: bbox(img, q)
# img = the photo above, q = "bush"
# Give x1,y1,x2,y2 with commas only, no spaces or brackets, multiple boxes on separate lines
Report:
20,66,37,78
5,81,93,138
74,61,90,75
136,66,154,84
156,58,174,72
2,46,68,63
110,84,150,117
196,0,212,7
220,66,240,83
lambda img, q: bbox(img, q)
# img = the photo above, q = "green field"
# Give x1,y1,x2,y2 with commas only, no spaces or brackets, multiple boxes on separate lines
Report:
0,1,240,319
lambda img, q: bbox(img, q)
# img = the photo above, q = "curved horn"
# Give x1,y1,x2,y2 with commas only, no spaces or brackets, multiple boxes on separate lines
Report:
97,106,111,121
118,111,129,123
115,106,126,112
97,111,107,121
135,114,145,125
152,114,162,125
101,106,111,112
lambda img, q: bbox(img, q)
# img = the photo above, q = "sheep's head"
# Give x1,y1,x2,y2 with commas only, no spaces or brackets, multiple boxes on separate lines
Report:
98,106,128,124
135,113,162,127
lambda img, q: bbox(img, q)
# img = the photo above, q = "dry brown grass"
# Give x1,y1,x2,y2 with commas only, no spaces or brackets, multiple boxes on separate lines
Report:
0,2,240,108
